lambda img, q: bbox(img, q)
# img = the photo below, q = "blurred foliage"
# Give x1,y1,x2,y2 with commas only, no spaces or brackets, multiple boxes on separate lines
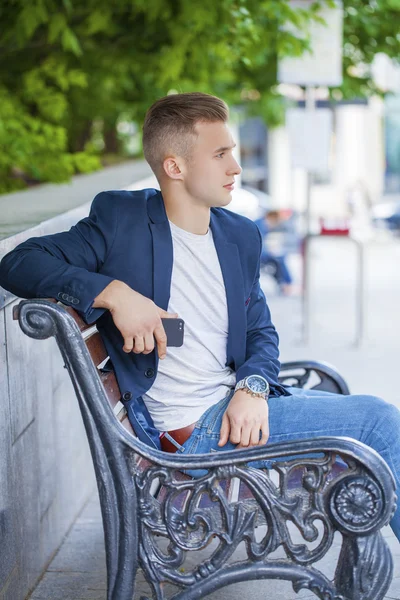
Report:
0,0,399,192
337,0,400,99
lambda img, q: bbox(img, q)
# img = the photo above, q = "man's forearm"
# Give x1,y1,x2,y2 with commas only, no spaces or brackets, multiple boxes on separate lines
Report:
93,279,129,310
238,273,289,395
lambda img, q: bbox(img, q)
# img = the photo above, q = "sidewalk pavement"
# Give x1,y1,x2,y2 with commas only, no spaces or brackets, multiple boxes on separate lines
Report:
28,233,400,599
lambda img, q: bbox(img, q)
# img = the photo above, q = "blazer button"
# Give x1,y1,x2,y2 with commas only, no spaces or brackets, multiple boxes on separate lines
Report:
123,391,132,401
145,368,155,378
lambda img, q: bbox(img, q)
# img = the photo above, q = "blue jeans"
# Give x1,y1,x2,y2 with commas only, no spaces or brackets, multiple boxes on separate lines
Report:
174,387,400,541
261,252,293,285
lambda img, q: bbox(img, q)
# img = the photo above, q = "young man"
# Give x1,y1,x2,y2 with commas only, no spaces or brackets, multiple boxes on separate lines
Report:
1,92,400,539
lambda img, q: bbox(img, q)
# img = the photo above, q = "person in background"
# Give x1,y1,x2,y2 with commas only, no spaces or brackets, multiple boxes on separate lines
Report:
254,210,294,295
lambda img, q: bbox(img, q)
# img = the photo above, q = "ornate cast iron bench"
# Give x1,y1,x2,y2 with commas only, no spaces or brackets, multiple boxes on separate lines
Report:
14,299,396,600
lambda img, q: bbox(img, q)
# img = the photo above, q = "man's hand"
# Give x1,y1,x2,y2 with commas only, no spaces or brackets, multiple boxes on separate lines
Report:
218,390,269,449
93,280,178,359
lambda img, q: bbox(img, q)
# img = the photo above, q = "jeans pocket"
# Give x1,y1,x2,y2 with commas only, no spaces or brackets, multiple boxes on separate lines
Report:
206,393,233,434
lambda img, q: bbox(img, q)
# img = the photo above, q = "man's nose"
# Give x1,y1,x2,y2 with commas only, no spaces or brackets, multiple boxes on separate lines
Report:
228,158,242,176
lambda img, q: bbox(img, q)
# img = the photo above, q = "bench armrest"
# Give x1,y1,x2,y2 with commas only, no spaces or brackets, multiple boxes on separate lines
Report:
279,360,350,395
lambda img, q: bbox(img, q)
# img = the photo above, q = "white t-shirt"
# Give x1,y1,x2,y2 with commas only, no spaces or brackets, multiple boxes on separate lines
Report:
142,220,236,430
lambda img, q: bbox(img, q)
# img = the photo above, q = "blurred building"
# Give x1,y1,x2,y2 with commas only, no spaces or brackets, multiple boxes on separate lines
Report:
264,50,400,218
266,97,387,218
239,117,269,192
385,94,400,194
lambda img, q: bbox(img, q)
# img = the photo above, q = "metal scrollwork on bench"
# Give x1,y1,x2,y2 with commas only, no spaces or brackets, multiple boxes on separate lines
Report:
15,300,396,600
330,476,383,531
133,448,395,600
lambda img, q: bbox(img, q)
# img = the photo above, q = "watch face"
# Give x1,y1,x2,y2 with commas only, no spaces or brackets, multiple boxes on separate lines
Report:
246,375,269,394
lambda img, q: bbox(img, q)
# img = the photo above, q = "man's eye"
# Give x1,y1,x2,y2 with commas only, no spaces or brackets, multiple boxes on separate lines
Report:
216,153,224,158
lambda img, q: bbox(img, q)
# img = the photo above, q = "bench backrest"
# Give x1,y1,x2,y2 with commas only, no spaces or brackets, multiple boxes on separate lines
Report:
13,299,135,438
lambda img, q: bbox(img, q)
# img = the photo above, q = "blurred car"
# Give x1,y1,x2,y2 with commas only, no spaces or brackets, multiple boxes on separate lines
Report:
226,185,299,254
371,200,400,233
225,185,271,220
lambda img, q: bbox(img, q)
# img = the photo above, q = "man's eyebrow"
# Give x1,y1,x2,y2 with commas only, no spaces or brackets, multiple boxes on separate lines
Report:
213,143,236,153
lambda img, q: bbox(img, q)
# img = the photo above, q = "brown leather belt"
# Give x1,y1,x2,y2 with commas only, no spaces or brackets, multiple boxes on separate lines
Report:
160,422,196,453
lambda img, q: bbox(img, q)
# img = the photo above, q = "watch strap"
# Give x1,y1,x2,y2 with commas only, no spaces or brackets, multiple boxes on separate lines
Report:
234,377,269,400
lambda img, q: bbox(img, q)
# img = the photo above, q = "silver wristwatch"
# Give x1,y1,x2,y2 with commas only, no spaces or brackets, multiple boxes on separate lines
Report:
235,375,270,400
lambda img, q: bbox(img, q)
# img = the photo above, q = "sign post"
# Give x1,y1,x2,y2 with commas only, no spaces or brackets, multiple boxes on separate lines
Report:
277,0,343,343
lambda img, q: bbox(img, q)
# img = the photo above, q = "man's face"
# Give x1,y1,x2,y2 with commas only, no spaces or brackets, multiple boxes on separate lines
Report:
180,121,242,208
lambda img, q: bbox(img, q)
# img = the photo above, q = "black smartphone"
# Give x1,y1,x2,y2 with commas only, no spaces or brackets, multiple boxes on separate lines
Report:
161,318,185,347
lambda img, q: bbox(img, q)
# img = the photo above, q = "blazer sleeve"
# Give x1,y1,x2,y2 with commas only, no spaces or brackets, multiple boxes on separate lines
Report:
235,227,289,397
0,192,118,324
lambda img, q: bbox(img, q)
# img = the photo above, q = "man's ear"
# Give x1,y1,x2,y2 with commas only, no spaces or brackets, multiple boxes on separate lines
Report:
162,157,185,181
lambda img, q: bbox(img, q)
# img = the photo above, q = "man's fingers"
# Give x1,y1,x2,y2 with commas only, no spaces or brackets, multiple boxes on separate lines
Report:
237,426,265,449
123,337,134,353
158,308,178,319
235,426,250,448
133,335,144,354
259,421,270,445
229,423,242,446
154,322,167,359
249,426,261,447
143,332,155,354
218,413,230,446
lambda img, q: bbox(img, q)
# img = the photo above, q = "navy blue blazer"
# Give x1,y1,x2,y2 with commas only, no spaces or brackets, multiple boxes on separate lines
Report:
0,189,289,448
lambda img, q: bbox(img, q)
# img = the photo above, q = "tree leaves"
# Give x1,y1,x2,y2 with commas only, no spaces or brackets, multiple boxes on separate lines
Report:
1,0,400,192
18,2,48,42
61,28,82,56
48,14,67,44
387,0,400,9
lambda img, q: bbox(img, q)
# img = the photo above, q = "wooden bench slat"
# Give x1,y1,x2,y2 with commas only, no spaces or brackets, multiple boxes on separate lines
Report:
86,331,108,368
62,304,92,332
99,372,121,406
98,371,136,437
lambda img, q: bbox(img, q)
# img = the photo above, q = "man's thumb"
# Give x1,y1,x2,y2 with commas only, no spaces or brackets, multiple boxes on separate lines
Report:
158,307,178,319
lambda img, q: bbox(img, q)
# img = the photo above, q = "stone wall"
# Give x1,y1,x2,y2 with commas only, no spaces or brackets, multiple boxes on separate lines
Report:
0,203,96,599
0,171,158,599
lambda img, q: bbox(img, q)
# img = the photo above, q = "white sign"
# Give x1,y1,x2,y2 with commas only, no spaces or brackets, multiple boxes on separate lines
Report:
287,108,333,171
371,53,400,93
278,0,343,87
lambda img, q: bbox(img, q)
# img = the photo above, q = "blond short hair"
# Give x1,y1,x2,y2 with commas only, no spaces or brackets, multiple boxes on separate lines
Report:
143,92,229,177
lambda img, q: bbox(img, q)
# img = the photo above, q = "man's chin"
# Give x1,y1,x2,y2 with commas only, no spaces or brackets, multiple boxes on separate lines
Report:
215,193,233,207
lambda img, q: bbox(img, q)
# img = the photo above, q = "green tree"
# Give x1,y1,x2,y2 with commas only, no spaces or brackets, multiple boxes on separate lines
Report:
1,0,399,193
339,0,400,98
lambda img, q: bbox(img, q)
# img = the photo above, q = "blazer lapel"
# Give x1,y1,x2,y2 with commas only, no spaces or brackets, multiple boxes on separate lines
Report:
147,192,173,311
210,211,246,367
